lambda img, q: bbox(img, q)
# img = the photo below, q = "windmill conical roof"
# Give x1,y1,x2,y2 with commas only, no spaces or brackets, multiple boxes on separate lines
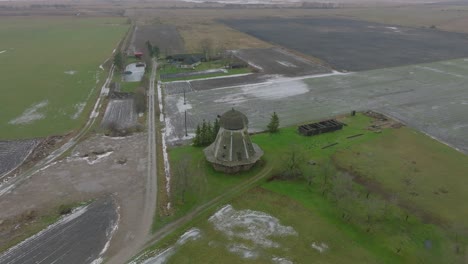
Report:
219,108,248,130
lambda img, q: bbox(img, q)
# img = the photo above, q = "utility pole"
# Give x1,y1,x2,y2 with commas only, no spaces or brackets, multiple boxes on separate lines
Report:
184,110,188,137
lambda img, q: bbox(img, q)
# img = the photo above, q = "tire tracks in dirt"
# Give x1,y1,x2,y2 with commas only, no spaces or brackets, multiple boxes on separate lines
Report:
106,59,158,264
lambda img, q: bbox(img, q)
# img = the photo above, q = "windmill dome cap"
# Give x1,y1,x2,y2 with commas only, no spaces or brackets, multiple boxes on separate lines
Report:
219,108,248,130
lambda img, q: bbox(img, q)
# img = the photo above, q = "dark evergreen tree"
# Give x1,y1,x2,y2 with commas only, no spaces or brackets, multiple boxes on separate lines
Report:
114,51,125,71
152,45,160,58
267,112,280,133
201,120,208,146
206,122,213,145
146,41,153,57
193,124,201,146
212,118,220,142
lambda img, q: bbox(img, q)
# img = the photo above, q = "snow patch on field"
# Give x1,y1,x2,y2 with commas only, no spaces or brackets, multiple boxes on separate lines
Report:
277,60,297,68
140,228,202,264
385,26,401,33
209,204,297,248
9,100,48,125
272,257,294,264
243,79,308,100
311,242,329,253
227,244,259,259
71,102,86,119
64,70,77,75
214,79,308,103
0,50,6,54
86,151,113,165
176,97,192,113
68,151,113,165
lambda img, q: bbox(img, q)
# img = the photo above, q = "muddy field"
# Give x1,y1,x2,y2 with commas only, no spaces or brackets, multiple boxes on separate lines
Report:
0,134,148,262
101,99,137,130
0,198,118,264
161,69,227,80
221,18,468,71
134,24,185,57
0,139,40,178
232,48,330,76
164,47,330,93
164,58,468,153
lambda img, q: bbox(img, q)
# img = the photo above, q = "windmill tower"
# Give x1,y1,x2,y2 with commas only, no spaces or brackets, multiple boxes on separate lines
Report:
204,108,263,174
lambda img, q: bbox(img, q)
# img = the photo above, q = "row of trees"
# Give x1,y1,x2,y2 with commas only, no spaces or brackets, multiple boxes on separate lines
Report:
193,119,220,147
114,51,125,72
146,41,160,58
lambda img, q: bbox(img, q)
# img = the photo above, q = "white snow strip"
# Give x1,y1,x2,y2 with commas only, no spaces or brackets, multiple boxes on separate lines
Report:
227,244,259,259
385,26,401,33
99,65,105,70
311,242,329,253
214,79,309,104
157,81,172,208
415,66,465,78
89,205,120,264
0,50,6,54
88,151,113,165
247,61,263,71
277,60,298,68
209,204,297,248
9,100,48,125
206,70,349,92
272,257,294,264
0,184,14,196
140,228,202,264
64,70,77,75
164,73,253,84
71,102,86,119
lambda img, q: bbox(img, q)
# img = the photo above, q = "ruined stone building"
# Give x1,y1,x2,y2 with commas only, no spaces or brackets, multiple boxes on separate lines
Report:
204,109,263,174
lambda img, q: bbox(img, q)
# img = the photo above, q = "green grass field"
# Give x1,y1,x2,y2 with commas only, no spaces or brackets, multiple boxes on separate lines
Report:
333,127,468,229
0,16,129,139
147,114,467,263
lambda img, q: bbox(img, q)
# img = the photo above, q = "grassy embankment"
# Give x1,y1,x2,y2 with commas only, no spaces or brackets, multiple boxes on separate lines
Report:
149,114,467,263
0,16,129,139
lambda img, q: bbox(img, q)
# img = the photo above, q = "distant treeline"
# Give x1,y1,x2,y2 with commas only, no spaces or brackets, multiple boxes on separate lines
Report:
152,2,340,9
0,4,70,9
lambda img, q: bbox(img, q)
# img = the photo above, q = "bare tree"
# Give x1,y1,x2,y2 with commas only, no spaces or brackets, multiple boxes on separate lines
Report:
200,38,214,61
281,145,305,180
319,160,335,196
330,172,356,221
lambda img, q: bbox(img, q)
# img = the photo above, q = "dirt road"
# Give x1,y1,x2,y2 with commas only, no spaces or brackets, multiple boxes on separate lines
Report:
106,59,158,264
